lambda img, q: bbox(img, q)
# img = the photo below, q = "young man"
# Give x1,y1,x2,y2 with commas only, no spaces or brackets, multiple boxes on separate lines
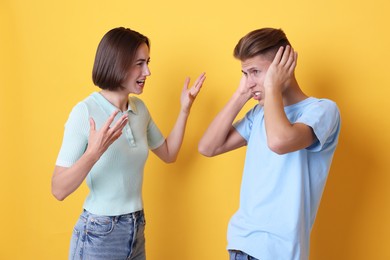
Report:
198,28,340,260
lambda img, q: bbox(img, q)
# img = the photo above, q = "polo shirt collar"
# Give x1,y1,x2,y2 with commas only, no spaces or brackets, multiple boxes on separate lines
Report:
92,92,138,115
127,96,138,114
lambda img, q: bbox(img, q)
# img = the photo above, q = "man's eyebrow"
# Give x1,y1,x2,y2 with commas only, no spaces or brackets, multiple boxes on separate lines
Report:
242,67,259,73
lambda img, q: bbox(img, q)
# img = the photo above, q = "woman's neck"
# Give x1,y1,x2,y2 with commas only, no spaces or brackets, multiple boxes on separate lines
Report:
100,90,129,112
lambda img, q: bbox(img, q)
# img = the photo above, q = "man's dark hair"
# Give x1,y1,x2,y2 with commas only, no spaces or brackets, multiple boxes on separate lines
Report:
234,28,291,61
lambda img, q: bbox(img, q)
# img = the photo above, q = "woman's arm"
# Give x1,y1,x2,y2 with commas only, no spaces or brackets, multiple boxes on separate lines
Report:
152,73,206,163
51,111,128,200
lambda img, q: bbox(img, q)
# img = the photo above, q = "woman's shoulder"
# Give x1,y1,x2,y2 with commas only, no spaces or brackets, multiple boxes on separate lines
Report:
128,96,148,111
128,95,144,104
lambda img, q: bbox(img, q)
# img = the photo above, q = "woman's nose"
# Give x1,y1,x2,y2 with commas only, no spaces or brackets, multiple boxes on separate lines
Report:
143,65,151,76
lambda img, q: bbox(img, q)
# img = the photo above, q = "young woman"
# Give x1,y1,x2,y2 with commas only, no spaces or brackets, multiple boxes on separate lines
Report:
52,27,206,260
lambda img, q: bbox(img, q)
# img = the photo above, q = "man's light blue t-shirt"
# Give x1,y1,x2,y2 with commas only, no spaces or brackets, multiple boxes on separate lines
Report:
56,92,165,216
228,97,340,260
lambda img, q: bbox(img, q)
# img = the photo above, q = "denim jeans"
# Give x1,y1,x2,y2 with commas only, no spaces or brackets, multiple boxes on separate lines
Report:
229,250,259,260
69,209,146,260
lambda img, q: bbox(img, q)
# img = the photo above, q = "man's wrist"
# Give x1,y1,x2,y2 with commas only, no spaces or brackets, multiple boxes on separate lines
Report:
232,91,250,104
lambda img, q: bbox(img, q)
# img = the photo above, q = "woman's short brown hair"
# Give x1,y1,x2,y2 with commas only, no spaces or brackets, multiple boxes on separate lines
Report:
233,28,291,61
92,27,150,90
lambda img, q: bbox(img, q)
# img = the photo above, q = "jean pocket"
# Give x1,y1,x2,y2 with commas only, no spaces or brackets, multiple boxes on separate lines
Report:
138,214,146,226
69,228,82,259
86,216,114,235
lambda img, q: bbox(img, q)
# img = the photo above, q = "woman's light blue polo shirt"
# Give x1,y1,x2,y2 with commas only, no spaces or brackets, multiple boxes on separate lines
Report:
56,92,165,216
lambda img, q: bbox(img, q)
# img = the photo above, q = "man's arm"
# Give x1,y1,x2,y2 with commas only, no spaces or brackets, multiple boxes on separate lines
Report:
198,77,250,157
263,46,315,154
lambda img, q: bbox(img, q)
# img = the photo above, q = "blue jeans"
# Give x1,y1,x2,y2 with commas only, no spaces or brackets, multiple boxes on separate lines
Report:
69,210,146,260
229,250,259,260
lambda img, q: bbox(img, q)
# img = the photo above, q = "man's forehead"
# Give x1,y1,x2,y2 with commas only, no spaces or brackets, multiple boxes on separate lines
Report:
241,56,270,70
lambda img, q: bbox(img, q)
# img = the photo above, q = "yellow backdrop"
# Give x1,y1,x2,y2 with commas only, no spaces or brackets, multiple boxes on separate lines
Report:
1,0,389,259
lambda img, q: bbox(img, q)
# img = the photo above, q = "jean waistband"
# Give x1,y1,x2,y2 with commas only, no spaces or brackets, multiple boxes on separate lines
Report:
82,209,144,222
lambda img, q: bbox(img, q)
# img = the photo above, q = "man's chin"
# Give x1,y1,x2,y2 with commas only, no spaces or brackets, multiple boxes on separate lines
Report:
257,100,264,106
252,96,264,106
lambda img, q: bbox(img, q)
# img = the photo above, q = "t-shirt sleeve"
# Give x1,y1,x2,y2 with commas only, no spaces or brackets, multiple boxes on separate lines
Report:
233,105,258,141
130,96,165,150
55,102,89,167
296,99,341,152
147,116,165,150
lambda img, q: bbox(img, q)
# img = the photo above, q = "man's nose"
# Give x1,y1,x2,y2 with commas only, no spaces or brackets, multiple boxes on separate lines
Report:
247,76,257,88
